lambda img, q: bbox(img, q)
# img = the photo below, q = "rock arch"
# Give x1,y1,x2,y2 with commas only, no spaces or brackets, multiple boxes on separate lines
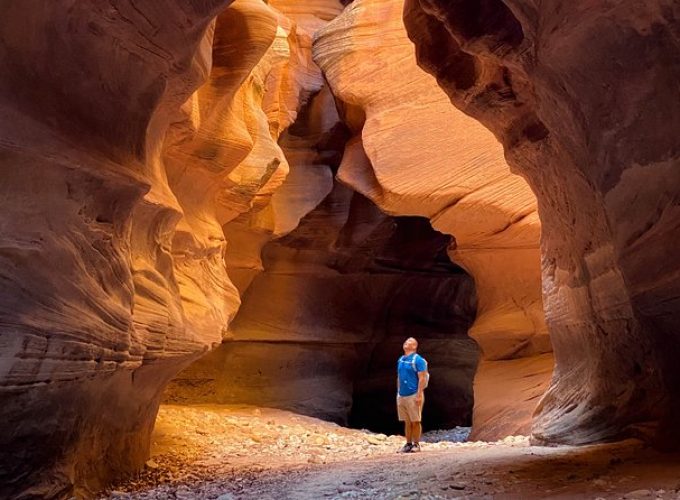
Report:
312,0,552,440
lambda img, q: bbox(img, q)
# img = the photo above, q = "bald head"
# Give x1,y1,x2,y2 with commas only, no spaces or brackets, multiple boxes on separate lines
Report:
403,337,418,355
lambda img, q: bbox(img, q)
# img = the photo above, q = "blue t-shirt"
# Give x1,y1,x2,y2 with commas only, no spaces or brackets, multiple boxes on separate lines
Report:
397,353,427,397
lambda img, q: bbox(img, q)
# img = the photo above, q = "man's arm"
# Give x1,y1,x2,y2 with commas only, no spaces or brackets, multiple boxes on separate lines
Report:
415,371,428,405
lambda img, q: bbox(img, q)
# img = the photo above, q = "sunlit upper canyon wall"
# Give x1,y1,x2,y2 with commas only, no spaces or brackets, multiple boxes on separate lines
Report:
403,0,680,447
312,0,552,440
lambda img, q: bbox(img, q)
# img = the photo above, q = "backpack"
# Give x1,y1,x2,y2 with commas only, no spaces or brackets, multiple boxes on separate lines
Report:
402,354,429,389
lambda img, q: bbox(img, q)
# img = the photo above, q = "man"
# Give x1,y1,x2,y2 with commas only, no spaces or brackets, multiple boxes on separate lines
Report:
396,337,428,453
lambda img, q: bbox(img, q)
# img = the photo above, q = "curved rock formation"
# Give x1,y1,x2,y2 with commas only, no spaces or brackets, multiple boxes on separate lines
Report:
0,1,225,495
0,0,316,495
163,0,290,336
312,0,552,439
222,0,346,293
403,0,680,447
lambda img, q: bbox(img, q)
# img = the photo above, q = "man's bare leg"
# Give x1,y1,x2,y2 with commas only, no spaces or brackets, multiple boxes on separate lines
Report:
411,421,422,444
404,418,413,443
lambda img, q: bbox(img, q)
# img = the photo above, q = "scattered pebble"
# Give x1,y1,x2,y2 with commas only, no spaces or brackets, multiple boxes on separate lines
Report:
625,490,653,498
145,459,159,470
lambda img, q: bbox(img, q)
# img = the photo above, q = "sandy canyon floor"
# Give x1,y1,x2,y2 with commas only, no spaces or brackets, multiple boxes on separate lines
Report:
101,405,680,499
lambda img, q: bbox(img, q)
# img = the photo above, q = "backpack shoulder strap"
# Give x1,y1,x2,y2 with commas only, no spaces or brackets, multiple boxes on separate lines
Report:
409,354,418,372
413,354,427,371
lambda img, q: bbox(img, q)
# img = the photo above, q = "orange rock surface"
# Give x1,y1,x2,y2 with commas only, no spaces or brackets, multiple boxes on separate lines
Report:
5,0,675,496
312,0,552,439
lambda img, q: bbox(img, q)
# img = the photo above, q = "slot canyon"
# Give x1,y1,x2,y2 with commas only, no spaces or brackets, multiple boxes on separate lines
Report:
0,0,679,499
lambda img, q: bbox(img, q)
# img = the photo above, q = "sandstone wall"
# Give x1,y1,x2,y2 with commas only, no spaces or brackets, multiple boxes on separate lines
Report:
312,0,552,439
7,0,668,494
404,0,680,447
0,0,323,495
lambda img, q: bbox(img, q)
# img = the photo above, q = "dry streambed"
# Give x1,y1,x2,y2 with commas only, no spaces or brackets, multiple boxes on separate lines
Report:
103,404,476,497
101,405,680,499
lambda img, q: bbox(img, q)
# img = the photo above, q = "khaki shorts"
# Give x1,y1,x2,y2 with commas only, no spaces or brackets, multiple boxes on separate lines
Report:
397,393,423,422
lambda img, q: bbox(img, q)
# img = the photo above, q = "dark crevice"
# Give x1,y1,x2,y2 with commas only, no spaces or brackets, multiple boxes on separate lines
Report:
420,0,524,51
404,2,479,92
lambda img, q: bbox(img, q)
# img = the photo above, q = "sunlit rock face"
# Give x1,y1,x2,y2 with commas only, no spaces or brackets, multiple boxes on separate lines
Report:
404,0,680,446
0,0,317,495
168,182,479,434
313,0,551,439
222,0,346,294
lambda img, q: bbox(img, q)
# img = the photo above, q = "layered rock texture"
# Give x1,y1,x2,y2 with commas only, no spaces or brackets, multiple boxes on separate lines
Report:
403,0,680,446
1,1,229,495
0,0,344,496
221,0,347,294
167,183,479,434
312,0,552,439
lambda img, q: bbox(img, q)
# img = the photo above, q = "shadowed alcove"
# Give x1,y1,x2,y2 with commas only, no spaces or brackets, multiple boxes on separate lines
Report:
164,181,479,435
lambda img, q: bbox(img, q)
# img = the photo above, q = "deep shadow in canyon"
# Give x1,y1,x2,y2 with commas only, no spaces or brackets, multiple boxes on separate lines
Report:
165,182,480,436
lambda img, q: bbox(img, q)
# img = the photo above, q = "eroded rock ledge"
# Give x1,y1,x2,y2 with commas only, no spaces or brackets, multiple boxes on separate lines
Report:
403,0,680,447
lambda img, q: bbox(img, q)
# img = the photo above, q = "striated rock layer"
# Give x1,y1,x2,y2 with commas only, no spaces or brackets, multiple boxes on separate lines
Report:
404,0,680,446
1,1,227,495
312,0,552,439
222,0,347,294
0,0,325,495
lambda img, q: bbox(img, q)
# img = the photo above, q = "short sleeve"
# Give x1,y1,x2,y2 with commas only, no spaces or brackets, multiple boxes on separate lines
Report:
415,354,427,372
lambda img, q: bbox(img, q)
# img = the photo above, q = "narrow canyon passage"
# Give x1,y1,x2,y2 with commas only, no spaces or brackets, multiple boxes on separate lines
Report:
165,182,479,435
1,0,679,499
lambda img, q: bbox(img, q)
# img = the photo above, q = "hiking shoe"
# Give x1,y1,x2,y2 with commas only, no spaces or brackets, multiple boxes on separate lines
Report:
398,443,413,453
411,443,421,452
